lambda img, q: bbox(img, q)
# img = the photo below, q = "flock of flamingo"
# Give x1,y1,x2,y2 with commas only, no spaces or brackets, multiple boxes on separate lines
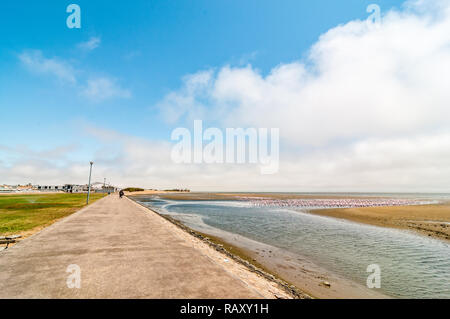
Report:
239,197,434,209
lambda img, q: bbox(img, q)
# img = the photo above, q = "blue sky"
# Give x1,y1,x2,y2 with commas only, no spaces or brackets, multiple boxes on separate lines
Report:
1,0,401,143
2,0,450,191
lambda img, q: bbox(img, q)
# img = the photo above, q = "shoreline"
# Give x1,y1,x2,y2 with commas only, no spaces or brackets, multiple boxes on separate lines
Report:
191,226,388,299
130,196,388,299
130,192,449,298
152,191,450,242
129,197,310,299
309,203,450,242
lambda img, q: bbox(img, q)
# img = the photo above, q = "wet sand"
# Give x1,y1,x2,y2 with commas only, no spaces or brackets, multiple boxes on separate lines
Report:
131,193,390,299
154,192,450,241
188,226,388,299
311,203,450,242
131,191,450,298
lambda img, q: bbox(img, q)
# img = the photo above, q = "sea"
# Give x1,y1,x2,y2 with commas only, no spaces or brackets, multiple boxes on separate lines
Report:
132,193,450,298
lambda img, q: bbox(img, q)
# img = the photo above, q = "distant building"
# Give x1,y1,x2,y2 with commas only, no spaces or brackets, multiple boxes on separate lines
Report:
90,182,104,191
63,184,87,193
0,185,14,193
95,186,118,193
35,185,64,192
17,184,33,192
0,182,118,194
91,182,118,193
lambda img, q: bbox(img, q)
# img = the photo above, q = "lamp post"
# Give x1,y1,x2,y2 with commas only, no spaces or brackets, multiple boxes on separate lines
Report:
87,161,94,204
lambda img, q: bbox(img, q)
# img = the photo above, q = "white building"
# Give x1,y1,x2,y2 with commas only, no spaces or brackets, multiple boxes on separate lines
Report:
35,185,64,192
63,184,87,193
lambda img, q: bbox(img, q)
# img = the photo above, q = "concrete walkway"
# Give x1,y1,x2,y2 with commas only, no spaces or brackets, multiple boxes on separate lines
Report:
0,195,270,298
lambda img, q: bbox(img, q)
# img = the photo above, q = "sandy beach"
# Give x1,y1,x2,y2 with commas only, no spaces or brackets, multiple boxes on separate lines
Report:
129,191,450,298
3,190,448,298
130,192,395,298
149,191,450,241
311,203,450,242
182,225,388,299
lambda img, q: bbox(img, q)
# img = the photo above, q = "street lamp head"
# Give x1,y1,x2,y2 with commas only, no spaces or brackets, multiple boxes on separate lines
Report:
87,161,94,205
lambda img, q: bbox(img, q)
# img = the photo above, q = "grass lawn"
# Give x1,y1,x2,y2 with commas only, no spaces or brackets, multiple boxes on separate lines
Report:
0,193,106,236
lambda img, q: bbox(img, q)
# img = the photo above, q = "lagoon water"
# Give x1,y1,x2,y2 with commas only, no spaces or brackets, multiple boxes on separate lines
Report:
135,196,450,298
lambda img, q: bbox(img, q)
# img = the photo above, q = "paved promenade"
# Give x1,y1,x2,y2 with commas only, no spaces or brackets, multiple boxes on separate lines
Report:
0,195,284,298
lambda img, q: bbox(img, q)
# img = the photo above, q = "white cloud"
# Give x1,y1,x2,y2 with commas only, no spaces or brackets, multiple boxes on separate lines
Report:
19,50,77,84
3,127,450,192
157,70,214,123
144,0,450,191
158,0,450,148
81,77,131,102
2,123,450,192
19,49,131,103
77,37,101,51
7,0,450,192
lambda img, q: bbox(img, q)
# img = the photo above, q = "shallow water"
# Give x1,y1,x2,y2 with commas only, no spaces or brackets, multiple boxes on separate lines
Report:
136,197,450,298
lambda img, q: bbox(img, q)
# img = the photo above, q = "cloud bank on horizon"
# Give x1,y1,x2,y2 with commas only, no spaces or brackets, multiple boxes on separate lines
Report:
2,0,450,192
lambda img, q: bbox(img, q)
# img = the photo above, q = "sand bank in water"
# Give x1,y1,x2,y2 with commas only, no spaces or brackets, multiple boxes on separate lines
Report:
310,203,450,242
